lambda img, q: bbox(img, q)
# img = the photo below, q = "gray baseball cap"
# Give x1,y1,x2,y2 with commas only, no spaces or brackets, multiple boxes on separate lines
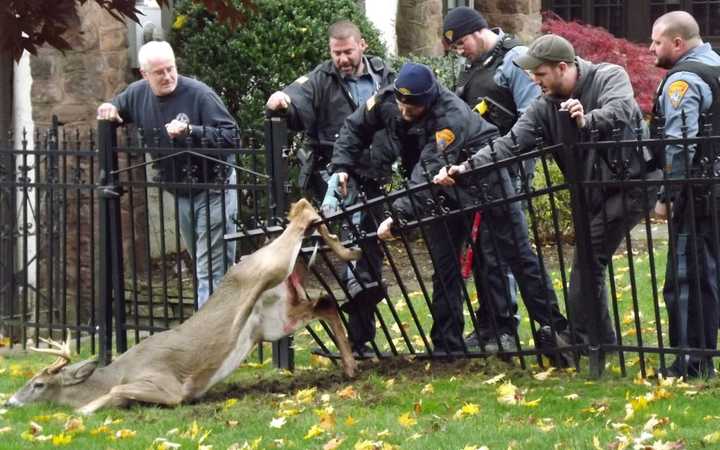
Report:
515,34,576,70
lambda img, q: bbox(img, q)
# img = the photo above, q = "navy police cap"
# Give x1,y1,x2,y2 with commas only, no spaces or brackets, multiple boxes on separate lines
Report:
393,62,438,106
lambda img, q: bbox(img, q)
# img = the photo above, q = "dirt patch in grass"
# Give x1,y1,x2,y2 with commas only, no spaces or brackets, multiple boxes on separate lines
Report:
205,356,520,402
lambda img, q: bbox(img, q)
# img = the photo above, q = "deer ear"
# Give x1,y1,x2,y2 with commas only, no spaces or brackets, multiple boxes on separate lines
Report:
60,359,98,386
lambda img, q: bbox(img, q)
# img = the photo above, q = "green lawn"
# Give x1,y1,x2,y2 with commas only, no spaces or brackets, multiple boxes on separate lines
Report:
1,351,719,449
1,236,719,449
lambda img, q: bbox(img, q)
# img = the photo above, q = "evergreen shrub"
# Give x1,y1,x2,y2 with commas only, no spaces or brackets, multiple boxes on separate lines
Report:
170,0,386,129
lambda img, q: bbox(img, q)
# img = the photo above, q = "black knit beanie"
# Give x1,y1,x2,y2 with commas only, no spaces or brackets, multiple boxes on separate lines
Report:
442,7,488,45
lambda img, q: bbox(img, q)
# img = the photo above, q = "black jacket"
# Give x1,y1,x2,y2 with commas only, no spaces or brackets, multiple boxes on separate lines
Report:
331,85,499,218
280,56,394,176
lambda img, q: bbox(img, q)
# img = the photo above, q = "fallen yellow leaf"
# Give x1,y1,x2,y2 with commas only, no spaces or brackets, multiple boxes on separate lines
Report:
420,383,434,395
52,432,73,446
337,385,358,400
703,431,720,444
398,412,417,428
63,416,84,433
114,429,137,439
304,424,324,440
496,381,524,405
296,387,317,404
454,402,481,419
316,406,336,431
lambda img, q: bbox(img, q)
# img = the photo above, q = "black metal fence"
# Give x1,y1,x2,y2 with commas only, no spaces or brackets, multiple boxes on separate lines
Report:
1,112,719,380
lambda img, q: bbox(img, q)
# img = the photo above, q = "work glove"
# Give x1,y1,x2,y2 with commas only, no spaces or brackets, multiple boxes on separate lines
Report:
321,173,341,216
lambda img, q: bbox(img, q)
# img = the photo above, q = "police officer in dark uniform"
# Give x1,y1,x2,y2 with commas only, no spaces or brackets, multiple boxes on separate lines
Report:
332,63,569,355
442,7,543,350
650,10,720,378
266,20,394,356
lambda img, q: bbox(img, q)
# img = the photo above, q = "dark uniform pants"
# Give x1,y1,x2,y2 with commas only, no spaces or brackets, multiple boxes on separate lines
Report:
663,193,719,371
476,183,567,336
471,223,519,338
428,213,471,352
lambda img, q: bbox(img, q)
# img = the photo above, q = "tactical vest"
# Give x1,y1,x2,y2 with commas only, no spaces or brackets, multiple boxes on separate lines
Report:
455,33,520,134
651,61,720,210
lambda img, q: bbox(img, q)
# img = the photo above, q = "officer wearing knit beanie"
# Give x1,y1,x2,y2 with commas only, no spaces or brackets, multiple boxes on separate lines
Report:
393,62,439,106
442,6,488,45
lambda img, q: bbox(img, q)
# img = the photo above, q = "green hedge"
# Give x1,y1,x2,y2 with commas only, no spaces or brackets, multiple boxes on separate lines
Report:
170,0,386,129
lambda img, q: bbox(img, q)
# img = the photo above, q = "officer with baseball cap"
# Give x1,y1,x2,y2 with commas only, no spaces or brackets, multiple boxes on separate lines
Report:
435,34,662,364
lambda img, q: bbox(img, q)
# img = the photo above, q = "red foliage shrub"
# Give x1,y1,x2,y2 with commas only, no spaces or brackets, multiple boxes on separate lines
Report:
542,12,665,115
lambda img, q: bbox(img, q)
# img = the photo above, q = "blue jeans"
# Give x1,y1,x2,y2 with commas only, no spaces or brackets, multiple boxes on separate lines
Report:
176,172,237,308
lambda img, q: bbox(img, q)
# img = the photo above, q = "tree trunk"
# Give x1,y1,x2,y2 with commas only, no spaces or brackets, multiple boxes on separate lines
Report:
395,0,444,56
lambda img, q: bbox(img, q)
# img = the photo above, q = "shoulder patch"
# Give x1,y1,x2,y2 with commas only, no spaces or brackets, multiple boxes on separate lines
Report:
667,80,689,109
366,95,377,111
435,128,456,152
294,75,309,85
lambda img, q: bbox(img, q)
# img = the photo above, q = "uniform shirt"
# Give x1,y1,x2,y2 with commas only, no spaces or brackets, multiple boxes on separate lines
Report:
655,43,720,180
344,59,379,107
483,30,541,116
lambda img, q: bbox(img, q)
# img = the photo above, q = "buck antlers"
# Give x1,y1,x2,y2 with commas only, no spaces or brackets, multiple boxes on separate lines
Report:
31,336,72,374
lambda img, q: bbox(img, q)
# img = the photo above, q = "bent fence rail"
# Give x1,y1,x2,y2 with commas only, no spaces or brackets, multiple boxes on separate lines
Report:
1,112,719,380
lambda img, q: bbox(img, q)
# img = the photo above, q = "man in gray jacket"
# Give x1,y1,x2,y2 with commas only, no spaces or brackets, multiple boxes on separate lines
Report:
435,34,661,354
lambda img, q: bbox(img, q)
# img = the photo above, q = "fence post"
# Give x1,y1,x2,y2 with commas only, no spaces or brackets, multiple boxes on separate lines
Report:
264,116,293,371
558,111,604,378
97,121,126,365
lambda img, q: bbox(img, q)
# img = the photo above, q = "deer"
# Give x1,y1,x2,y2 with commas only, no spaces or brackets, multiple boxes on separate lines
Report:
5,198,361,415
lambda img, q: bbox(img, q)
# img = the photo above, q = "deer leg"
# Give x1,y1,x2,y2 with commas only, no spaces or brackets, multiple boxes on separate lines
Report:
76,379,184,415
313,296,357,378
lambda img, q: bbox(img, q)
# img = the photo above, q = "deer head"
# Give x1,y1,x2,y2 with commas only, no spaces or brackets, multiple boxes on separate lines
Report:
5,337,98,408
287,199,361,262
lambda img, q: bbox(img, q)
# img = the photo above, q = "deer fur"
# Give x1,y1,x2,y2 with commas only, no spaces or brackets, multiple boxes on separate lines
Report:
5,199,360,415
